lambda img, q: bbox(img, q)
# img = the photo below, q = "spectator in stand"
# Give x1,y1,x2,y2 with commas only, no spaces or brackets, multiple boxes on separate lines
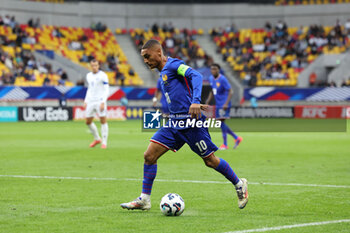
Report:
91,21,106,32
28,18,40,28
61,71,68,81
9,16,17,29
34,18,40,28
168,22,175,33
212,19,350,87
2,73,14,85
328,81,336,87
96,22,107,32
86,53,94,62
57,68,69,82
151,23,159,35
165,36,175,49
162,23,169,32
0,30,68,86
115,69,125,86
345,19,350,35
52,27,64,38
78,34,88,42
28,18,34,28
249,72,257,86
76,79,85,86
80,54,89,63
132,23,212,80
3,15,10,26
43,76,51,86
128,67,135,77
69,41,83,50
265,21,272,31
334,19,343,38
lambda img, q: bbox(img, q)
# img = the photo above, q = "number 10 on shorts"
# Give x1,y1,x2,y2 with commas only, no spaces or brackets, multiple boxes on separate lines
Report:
195,140,208,153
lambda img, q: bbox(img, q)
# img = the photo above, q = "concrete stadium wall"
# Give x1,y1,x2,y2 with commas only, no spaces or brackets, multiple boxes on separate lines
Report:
1,1,350,30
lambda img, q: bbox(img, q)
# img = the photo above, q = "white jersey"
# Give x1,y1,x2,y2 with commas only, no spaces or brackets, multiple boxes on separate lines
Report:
84,70,109,103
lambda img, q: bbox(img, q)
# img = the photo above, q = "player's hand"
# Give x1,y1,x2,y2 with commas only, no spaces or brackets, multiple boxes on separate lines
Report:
189,103,201,119
223,103,228,111
83,102,87,110
200,104,209,111
100,102,105,112
152,97,157,107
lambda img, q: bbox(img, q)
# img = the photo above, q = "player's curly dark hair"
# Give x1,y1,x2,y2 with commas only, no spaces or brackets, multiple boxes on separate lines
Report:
142,39,161,50
90,59,99,64
211,63,221,70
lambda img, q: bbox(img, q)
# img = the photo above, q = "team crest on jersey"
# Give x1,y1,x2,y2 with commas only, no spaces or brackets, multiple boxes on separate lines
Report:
162,74,169,85
216,82,220,87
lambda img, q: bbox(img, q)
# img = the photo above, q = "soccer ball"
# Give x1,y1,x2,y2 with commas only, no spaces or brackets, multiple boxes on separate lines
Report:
160,193,185,216
120,97,128,106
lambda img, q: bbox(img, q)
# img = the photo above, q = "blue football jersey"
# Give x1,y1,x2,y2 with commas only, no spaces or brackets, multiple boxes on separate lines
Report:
157,77,169,111
209,74,231,108
159,57,202,120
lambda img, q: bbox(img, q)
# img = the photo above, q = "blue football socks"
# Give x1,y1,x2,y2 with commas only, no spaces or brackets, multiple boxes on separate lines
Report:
142,163,157,195
215,158,240,185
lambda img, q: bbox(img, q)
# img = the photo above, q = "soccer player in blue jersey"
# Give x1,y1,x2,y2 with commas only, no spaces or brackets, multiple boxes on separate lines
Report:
153,77,170,115
120,40,248,210
206,64,242,150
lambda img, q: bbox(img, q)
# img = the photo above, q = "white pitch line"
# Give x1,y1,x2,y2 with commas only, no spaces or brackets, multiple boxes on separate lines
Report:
0,175,350,189
225,219,350,233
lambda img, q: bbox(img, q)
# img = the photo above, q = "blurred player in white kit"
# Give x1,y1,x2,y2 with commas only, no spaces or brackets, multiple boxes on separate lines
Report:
84,59,109,149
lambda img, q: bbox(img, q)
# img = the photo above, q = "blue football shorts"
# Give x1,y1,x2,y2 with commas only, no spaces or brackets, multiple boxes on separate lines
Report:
150,126,218,158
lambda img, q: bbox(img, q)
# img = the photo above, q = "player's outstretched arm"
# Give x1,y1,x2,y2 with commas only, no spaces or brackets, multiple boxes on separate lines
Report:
205,91,213,105
223,84,233,110
84,75,91,109
177,64,203,119
102,73,109,103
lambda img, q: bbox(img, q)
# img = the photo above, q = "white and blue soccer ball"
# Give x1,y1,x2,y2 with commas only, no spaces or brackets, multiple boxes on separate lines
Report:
160,193,185,216
120,97,128,106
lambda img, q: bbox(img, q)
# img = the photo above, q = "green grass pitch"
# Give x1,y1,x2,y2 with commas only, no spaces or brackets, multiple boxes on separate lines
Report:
0,120,349,233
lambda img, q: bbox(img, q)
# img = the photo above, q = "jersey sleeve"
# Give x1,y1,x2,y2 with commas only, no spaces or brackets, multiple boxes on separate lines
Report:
157,77,161,90
84,74,91,103
222,77,231,91
102,73,109,102
173,61,202,104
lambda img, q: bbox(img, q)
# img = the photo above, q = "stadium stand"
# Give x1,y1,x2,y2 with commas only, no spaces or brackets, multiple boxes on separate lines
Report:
124,23,214,82
0,14,143,87
20,24,143,86
211,21,349,87
0,16,73,86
